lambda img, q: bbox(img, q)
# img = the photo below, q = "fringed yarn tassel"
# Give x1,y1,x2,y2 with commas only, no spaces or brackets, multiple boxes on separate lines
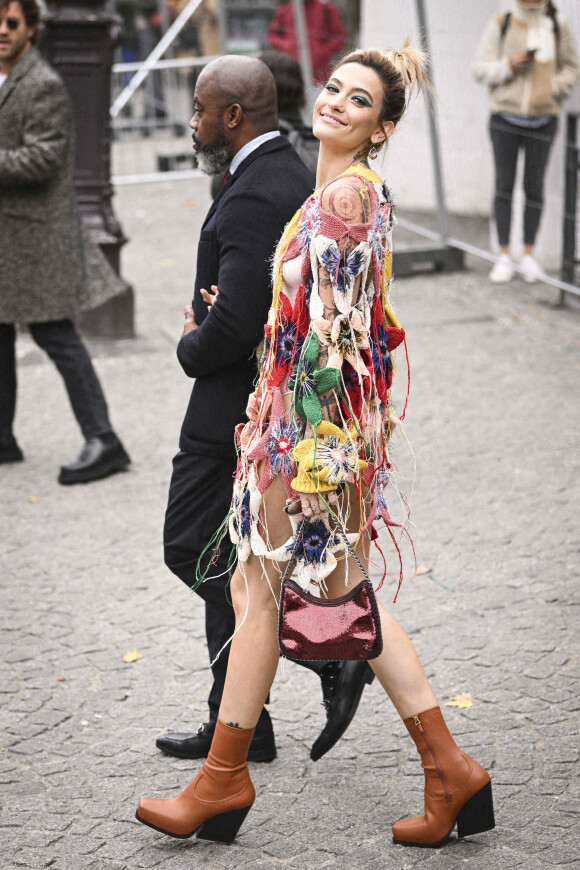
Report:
386,523,405,603
192,513,234,591
400,336,411,421
372,534,388,590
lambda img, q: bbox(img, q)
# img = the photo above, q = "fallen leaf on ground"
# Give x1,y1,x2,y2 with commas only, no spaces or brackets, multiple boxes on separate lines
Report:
415,564,431,575
29,495,41,503
122,648,143,663
446,692,473,709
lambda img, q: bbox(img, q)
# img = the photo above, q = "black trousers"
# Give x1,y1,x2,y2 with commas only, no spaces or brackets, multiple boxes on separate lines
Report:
163,449,328,735
0,319,112,440
489,114,557,247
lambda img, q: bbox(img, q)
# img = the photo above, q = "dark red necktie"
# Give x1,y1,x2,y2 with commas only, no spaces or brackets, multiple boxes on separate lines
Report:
222,170,232,186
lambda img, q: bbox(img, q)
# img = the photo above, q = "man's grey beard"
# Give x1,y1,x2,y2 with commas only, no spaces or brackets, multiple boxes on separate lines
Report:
192,133,234,175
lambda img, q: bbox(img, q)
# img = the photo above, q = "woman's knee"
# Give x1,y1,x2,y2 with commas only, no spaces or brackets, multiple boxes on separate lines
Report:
523,181,543,207
229,563,279,622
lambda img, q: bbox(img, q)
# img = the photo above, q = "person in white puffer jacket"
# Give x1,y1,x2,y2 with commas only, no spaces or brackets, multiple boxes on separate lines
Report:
472,0,579,284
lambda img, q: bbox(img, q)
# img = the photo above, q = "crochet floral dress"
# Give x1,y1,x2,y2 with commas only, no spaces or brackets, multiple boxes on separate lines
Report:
228,164,410,600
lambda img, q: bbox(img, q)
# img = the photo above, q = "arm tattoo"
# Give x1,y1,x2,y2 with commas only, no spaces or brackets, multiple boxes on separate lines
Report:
326,182,370,223
323,304,340,320
320,391,338,423
227,722,241,729
318,346,329,367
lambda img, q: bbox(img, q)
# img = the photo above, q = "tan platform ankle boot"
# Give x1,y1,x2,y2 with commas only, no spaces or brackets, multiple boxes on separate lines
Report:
392,706,495,848
136,719,256,841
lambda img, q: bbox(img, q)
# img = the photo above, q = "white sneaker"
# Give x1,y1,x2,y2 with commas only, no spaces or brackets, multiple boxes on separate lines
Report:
489,254,515,284
520,255,545,284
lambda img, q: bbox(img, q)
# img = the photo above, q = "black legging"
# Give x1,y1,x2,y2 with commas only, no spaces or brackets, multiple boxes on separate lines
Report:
0,319,112,439
489,114,557,248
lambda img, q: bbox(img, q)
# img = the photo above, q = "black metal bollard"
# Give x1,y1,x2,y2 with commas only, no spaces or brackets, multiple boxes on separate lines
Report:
41,0,135,338
561,114,579,301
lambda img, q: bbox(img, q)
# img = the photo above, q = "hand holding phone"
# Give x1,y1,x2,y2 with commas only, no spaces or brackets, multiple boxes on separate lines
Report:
510,50,537,72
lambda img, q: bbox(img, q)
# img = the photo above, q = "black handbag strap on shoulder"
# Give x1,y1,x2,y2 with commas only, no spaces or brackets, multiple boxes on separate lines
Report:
499,11,512,42
500,8,560,43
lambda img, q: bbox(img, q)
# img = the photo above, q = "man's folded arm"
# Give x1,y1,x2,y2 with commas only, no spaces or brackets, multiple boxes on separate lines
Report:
177,191,289,379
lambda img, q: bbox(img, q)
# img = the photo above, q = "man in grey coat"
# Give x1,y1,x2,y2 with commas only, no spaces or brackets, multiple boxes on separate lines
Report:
0,0,130,483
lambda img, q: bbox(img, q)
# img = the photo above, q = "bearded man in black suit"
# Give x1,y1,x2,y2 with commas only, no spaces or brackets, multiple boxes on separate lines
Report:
159,55,374,763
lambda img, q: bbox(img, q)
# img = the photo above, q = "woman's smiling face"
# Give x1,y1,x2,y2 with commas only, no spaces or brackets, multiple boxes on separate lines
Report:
312,62,391,153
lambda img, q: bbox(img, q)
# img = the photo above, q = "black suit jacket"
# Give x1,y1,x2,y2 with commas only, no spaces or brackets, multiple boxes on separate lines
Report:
177,136,314,457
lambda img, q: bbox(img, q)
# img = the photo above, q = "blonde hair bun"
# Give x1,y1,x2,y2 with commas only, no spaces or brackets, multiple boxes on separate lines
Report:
382,38,429,97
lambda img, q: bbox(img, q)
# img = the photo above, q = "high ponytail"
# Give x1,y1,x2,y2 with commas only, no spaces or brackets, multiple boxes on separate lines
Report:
334,39,431,127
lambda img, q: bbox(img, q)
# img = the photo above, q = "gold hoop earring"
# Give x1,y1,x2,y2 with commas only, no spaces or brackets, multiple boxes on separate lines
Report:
368,142,383,160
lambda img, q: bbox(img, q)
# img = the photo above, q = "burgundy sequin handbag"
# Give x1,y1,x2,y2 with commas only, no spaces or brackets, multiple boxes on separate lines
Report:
278,520,383,662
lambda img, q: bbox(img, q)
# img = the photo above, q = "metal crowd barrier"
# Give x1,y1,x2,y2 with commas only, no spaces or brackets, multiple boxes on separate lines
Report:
110,55,217,183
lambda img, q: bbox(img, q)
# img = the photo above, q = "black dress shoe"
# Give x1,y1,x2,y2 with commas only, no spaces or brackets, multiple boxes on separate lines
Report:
310,661,375,761
0,433,24,464
156,722,277,763
58,433,130,485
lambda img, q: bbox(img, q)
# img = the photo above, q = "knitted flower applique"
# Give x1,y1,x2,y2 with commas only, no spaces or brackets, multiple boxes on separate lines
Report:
228,470,268,561
315,238,368,312
275,318,301,369
266,288,308,389
229,483,252,560
311,308,371,376
371,321,393,380
288,332,340,426
289,518,361,593
314,431,360,485
265,514,360,594
371,202,393,261
295,198,320,249
246,388,299,497
292,517,338,564
292,421,368,494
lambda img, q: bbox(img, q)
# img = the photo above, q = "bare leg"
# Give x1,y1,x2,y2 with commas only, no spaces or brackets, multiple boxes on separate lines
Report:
220,479,436,729
369,605,436,718
218,561,282,729
219,472,292,729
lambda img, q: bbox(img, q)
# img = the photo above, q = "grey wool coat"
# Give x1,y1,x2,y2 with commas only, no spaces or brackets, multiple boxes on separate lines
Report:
0,47,123,324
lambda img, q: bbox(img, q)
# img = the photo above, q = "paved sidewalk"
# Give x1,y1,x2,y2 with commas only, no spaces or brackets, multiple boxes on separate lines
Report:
1,178,579,870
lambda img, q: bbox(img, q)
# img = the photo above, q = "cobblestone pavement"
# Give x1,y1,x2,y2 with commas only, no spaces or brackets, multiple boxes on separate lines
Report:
1,179,579,870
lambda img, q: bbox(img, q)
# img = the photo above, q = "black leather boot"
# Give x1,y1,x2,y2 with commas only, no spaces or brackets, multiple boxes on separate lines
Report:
0,432,24,463
58,432,130,484
156,720,277,763
310,661,375,761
